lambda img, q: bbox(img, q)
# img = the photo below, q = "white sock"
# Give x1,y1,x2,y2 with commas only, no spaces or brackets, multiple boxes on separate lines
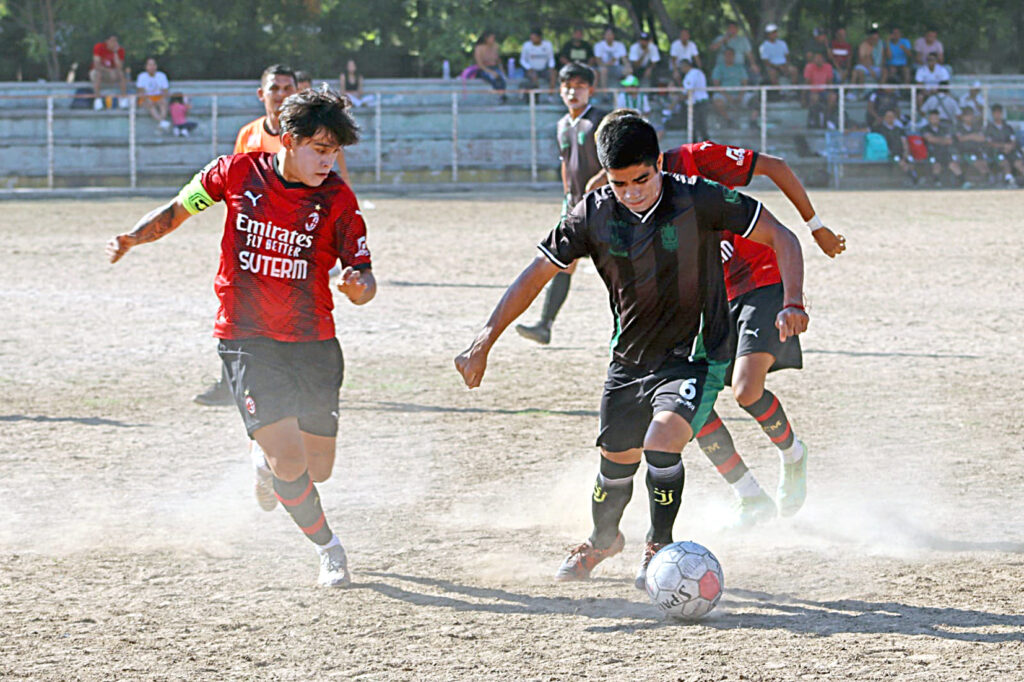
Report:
780,439,804,464
249,441,270,471
316,534,340,554
732,471,763,499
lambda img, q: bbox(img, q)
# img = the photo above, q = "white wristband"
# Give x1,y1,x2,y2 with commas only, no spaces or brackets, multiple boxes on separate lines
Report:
805,215,824,231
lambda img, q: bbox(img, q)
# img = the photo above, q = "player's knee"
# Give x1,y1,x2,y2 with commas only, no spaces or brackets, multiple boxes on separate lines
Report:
732,380,763,407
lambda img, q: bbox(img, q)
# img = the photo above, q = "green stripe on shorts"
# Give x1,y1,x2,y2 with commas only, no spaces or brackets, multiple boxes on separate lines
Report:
690,360,729,438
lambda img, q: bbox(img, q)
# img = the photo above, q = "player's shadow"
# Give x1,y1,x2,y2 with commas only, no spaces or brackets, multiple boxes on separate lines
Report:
0,414,146,428
382,280,508,290
803,349,982,360
355,401,598,418
358,571,661,624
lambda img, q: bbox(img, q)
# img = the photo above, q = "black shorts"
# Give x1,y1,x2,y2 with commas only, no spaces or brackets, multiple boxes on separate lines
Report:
217,336,344,438
927,146,958,164
726,282,802,385
597,357,728,452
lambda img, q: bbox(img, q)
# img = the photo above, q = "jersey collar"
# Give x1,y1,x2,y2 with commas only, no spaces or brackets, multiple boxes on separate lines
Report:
567,104,592,126
624,186,664,222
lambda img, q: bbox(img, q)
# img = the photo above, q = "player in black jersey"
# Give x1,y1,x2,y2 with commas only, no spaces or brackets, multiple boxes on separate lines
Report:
456,113,807,588
985,104,1024,187
516,62,608,345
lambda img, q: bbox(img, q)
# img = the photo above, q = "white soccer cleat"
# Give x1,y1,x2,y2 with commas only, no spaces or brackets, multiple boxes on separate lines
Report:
318,541,351,588
250,442,277,511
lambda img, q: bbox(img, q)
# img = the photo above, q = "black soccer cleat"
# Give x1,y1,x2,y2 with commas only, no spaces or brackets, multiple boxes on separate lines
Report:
193,378,234,406
515,321,551,345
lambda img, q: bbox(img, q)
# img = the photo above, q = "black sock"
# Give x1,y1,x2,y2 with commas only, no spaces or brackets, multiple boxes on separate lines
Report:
741,389,795,450
589,457,638,549
273,471,334,545
540,272,572,326
696,410,749,484
644,450,684,544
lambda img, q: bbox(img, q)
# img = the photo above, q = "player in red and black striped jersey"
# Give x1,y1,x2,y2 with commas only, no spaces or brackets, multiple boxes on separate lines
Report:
662,140,845,527
107,88,374,588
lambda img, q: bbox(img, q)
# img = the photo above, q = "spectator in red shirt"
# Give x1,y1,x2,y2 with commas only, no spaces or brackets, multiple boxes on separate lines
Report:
90,34,128,110
830,27,852,82
803,52,836,128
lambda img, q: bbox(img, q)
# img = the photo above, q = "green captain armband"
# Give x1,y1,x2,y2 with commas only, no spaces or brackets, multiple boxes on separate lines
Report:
177,172,216,214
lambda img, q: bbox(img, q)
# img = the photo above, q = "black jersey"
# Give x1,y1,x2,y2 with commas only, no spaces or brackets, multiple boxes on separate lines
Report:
538,174,763,370
955,120,985,154
557,105,607,204
985,120,1019,146
871,121,905,157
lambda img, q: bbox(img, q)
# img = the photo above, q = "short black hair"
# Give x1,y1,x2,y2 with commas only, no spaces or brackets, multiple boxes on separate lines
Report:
558,62,595,85
992,103,1004,113
530,27,542,36
261,64,297,88
596,110,659,170
279,87,360,147
295,70,312,84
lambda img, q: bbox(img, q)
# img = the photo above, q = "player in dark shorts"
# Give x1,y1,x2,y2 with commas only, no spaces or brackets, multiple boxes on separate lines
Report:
455,113,808,588
515,62,608,345
954,107,992,184
872,108,919,186
107,88,376,588
985,104,1024,187
921,110,966,188
660,139,846,528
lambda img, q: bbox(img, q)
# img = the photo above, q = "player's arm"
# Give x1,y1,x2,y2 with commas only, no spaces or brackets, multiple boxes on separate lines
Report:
752,153,846,258
337,266,375,305
745,208,807,341
455,254,561,389
106,198,192,263
585,168,608,192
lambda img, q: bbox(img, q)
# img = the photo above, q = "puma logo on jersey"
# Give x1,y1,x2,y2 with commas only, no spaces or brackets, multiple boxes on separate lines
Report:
720,239,735,262
744,328,759,338
244,191,263,206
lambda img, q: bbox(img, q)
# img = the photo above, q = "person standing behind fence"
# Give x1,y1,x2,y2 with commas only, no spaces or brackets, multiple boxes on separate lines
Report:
679,60,709,141
136,57,170,131
341,59,376,108
520,28,557,94
90,34,129,110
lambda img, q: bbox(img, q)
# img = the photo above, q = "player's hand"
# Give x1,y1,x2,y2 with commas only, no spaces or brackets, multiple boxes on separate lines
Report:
775,307,809,342
811,227,846,258
336,266,368,302
106,234,136,263
454,343,489,389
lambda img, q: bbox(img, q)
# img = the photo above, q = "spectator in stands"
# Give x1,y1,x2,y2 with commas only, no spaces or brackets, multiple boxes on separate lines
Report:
670,27,701,85
852,28,884,87
520,28,557,92
985,103,1024,186
90,34,129,110
559,27,594,67
758,24,798,86
872,108,918,185
960,80,986,116
804,28,831,70
914,29,944,66
921,83,961,122
866,85,902,128
616,74,651,115
831,27,853,82
709,20,759,81
915,55,952,107
594,27,629,92
295,71,313,91
472,31,508,98
678,59,709,141
921,109,966,187
955,107,992,184
168,93,197,137
341,59,375,107
803,51,836,128
884,27,913,84
135,57,170,131
628,31,661,86
711,47,756,128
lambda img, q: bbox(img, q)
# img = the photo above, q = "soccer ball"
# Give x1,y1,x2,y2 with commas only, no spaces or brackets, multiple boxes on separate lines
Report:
644,541,724,620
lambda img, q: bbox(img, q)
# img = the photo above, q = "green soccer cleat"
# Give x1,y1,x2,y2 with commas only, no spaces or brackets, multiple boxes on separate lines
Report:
727,491,777,529
777,440,808,517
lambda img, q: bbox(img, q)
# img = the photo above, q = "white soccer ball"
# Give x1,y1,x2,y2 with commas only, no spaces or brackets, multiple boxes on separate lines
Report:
644,541,724,620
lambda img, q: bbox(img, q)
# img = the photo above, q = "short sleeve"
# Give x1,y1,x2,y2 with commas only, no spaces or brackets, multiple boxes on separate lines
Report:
178,155,230,214
537,201,589,269
692,142,757,187
692,177,762,238
334,188,371,270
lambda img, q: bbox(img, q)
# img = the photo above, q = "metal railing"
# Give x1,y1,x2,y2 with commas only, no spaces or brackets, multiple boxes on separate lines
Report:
2,79,1022,191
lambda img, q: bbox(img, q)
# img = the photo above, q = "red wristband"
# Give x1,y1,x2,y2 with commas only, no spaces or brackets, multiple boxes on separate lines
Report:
783,303,806,312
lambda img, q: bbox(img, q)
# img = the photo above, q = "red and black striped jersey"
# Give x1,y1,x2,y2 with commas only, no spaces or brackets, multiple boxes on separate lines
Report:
184,151,371,342
663,141,781,301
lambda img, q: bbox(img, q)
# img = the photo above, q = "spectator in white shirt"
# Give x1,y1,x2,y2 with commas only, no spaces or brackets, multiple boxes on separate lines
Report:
135,57,170,130
679,59,709,141
628,31,660,86
960,80,986,116
594,26,629,91
914,53,951,107
520,28,556,91
759,24,798,85
670,27,701,86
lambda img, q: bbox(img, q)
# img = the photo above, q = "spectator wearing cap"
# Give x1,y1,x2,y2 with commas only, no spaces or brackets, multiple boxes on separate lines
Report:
678,59,709,141
594,27,629,91
670,27,701,85
559,27,595,67
914,29,944,66
960,81,986,117
709,20,760,80
852,28,884,86
520,28,557,91
615,74,651,115
758,24,798,86
830,27,853,82
628,31,661,86
884,27,913,84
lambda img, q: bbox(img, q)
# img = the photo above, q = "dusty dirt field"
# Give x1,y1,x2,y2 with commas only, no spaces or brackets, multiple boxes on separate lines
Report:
1,189,1022,680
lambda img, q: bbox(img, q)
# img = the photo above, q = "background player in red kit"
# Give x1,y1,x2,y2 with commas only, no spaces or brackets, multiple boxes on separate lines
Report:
106,88,375,587
662,137,845,527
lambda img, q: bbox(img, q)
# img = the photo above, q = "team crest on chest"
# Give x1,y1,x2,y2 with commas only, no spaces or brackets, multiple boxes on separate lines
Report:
659,223,679,251
305,204,322,232
578,130,587,146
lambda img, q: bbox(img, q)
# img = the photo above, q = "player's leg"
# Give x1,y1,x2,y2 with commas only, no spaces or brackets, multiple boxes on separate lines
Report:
302,433,337,483
516,259,577,345
295,337,344,484
695,409,775,527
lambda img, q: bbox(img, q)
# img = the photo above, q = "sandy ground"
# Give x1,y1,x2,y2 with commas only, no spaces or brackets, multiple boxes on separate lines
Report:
1,189,1023,681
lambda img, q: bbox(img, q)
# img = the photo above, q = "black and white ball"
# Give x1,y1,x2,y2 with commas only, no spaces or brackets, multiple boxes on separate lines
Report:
644,541,724,620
